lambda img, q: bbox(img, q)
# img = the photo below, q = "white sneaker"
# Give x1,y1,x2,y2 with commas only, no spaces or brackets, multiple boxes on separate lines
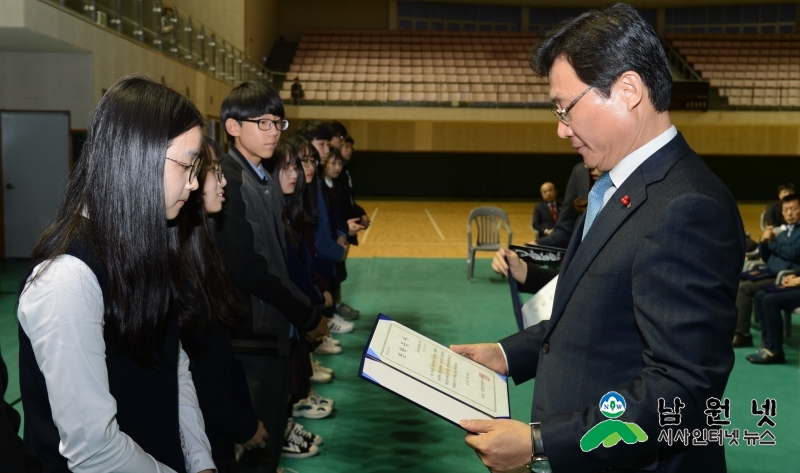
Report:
292,397,332,419
292,421,323,446
308,389,335,408
329,337,341,346
328,314,354,334
311,355,334,375
282,429,319,458
314,336,342,355
310,362,332,384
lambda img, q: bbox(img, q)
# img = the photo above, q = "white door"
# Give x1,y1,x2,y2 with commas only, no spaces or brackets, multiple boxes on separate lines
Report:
1,112,70,257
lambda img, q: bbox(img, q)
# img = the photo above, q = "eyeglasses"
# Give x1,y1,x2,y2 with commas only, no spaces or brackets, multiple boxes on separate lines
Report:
166,156,202,183
300,155,316,165
239,118,290,131
552,86,594,125
210,165,224,183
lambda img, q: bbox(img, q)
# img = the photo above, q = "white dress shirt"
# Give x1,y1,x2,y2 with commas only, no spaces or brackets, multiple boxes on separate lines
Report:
18,255,216,473
600,126,678,210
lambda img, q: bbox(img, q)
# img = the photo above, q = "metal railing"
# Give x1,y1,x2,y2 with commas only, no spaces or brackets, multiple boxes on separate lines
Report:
46,0,270,85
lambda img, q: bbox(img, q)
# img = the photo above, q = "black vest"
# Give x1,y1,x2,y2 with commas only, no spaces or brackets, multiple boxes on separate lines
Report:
18,239,186,472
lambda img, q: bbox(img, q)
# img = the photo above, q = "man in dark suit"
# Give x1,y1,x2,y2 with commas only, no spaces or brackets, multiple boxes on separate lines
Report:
452,4,745,473
531,164,596,248
532,182,561,238
763,183,794,227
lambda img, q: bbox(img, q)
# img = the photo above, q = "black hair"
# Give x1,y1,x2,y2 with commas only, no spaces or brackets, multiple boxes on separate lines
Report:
296,120,333,142
272,137,307,249
177,137,240,330
530,3,672,112
293,135,320,228
221,81,285,143
778,182,795,194
28,75,205,364
343,135,354,145
326,120,348,139
781,193,799,205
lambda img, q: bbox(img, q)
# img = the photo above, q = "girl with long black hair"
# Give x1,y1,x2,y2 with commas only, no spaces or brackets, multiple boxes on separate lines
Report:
178,137,267,473
17,76,214,473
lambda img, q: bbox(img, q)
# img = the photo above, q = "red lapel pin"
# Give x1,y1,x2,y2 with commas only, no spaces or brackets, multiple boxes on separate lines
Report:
620,195,631,208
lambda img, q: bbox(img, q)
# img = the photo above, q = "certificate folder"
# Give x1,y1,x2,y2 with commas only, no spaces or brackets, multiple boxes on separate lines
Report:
359,314,510,427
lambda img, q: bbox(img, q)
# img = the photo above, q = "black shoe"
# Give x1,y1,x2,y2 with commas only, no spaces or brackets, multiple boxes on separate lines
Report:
746,349,785,364
732,333,753,347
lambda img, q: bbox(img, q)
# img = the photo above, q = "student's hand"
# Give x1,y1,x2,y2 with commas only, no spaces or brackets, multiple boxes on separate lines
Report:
347,218,365,236
243,420,267,449
526,239,537,246
307,316,330,342
761,226,777,242
360,214,371,228
450,343,508,375
337,234,348,247
460,419,531,473
782,274,800,287
323,291,333,308
491,248,527,284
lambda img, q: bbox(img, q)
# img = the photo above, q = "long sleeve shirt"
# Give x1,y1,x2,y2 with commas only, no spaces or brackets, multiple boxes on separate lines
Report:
17,255,215,473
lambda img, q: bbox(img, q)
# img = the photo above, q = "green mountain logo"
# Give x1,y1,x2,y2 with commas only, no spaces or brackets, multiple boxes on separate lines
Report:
580,391,648,452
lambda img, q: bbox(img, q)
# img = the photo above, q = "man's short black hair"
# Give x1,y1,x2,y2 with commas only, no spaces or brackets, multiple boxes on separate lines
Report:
778,182,795,194
343,135,354,145
781,193,799,205
326,120,348,138
295,120,332,141
530,3,672,113
221,81,284,141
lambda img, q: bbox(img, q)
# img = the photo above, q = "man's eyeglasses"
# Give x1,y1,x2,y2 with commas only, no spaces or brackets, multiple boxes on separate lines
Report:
210,165,225,183
166,156,202,183
552,86,594,125
239,118,290,131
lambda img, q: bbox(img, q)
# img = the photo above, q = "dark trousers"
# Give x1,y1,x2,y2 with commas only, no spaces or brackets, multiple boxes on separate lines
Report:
754,289,800,355
736,278,774,334
235,354,290,473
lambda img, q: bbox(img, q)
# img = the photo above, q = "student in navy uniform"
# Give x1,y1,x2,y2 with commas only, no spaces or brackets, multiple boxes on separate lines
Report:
17,75,215,473
179,137,268,472
215,81,328,473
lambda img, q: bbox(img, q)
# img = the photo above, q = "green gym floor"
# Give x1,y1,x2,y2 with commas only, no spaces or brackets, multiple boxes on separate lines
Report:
2,258,798,472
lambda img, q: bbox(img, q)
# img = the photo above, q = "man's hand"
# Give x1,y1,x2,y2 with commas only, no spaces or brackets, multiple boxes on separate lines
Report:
544,228,554,235
323,290,333,308
761,225,777,243
337,234,348,248
491,248,527,284
450,343,508,375
360,214,371,228
526,240,537,246
307,316,330,342
347,218,366,236
461,419,532,473
242,420,267,450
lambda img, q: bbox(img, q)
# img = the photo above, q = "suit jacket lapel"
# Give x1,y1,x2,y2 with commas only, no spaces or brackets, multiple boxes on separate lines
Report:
547,133,692,335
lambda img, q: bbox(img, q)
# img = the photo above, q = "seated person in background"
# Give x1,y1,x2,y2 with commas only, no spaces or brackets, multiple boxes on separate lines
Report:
491,248,559,295
291,78,303,105
529,164,597,248
764,182,794,227
734,193,800,347
747,274,800,364
532,182,561,237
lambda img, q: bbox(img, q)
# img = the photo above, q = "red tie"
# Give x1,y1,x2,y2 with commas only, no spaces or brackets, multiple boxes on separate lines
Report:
549,203,558,221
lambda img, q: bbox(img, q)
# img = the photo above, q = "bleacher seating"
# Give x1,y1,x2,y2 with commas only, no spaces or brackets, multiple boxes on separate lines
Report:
280,29,547,105
667,33,800,108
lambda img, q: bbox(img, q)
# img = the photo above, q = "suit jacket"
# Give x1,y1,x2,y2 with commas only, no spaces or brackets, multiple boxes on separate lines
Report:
538,162,592,248
500,133,745,473
759,225,800,273
532,201,562,236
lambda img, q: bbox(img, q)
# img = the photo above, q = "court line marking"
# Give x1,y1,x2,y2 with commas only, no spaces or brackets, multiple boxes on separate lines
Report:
361,207,379,244
424,209,446,240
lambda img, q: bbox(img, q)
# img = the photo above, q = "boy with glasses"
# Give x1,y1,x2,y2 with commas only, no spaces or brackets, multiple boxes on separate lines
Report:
216,81,328,473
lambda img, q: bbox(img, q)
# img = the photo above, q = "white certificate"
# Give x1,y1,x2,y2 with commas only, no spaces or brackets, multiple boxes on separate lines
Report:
365,316,509,419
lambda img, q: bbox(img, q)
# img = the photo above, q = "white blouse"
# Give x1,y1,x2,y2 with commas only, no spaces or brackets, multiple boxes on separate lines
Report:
17,255,216,473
